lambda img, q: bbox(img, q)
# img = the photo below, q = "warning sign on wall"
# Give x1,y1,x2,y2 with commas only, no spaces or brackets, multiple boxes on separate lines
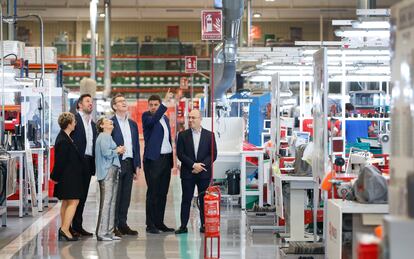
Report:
184,56,197,73
201,10,223,41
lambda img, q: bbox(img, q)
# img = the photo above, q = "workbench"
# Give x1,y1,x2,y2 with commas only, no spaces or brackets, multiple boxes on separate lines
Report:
275,174,316,242
326,199,388,259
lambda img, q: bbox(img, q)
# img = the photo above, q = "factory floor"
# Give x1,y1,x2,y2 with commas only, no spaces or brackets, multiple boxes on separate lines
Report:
0,172,281,259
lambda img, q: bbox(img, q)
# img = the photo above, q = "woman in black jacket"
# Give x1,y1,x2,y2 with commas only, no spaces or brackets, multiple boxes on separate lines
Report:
51,112,84,241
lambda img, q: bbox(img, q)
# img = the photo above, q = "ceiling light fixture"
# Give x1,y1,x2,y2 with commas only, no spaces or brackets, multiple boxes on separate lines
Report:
99,13,105,18
253,12,262,18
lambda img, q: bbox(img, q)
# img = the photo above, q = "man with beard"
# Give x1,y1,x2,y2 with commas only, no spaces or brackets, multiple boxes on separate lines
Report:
142,90,175,234
70,94,97,237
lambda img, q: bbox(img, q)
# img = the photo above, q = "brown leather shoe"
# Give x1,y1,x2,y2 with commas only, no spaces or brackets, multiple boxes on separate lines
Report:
119,226,138,236
113,228,123,237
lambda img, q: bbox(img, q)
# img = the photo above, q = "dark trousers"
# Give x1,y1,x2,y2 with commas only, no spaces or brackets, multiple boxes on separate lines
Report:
115,158,134,229
72,155,94,230
180,177,210,228
144,154,172,228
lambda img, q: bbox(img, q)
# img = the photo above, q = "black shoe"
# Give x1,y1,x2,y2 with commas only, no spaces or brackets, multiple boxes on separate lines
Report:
69,227,80,238
113,228,123,237
59,228,79,241
146,226,160,234
74,227,93,237
174,227,188,235
119,225,138,236
199,227,205,233
156,224,175,232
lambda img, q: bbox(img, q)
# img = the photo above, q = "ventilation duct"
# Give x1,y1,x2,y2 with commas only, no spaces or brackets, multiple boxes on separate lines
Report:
213,0,244,100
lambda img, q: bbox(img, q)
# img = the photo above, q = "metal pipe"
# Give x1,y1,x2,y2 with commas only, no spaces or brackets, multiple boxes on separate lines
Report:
319,15,323,43
7,0,13,40
357,0,376,9
247,0,252,47
1,4,4,145
90,0,98,81
214,0,244,100
103,0,111,98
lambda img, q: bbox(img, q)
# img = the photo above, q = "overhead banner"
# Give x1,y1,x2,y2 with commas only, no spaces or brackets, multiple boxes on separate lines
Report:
201,10,223,41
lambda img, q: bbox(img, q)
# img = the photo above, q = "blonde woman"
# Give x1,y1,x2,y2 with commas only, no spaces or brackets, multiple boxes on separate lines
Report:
52,112,84,241
95,117,125,241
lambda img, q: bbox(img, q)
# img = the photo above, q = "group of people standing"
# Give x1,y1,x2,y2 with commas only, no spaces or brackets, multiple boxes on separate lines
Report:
51,90,217,242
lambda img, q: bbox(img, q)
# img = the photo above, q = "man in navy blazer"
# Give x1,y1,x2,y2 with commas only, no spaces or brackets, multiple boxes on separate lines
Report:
70,94,97,237
142,91,175,234
175,109,217,234
110,93,141,236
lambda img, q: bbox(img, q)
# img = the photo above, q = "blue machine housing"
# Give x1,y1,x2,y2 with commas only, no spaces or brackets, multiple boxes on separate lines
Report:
230,92,270,146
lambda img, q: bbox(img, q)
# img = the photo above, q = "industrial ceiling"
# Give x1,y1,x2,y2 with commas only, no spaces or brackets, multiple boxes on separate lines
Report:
4,0,401,21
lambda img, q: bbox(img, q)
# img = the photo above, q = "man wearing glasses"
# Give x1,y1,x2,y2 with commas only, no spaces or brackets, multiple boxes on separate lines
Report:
111,93,141,237
175,109,217,234
142,89,175,234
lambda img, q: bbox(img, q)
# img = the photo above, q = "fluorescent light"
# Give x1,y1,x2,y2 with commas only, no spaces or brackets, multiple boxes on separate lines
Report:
253,12,262,18
330,75,390,82
99,13,105,18
249,75,271,82
335,28,390,38
352,20,390,29
332,20,353,26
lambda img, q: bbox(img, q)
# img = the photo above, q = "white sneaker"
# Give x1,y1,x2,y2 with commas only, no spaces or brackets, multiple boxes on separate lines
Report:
97,236,112,241
111,235,122,240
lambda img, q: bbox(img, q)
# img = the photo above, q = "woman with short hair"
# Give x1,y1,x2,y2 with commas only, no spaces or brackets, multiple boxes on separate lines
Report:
95,117,125,241
52,112,84,241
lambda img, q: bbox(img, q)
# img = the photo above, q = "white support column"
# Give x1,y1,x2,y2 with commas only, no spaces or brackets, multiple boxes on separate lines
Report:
75,21,83,56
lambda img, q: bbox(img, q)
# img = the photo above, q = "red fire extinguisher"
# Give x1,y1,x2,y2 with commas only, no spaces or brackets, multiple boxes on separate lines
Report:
204,185,221,259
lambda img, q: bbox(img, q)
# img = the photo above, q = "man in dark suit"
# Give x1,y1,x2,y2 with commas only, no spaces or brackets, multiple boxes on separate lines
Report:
142,90,175,234
70,94,97,237
111,93,141,236
175,109,217,234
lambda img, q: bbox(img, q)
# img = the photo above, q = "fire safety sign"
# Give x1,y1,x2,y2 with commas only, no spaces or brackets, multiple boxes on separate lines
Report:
184,56,197,73
201,10,223,41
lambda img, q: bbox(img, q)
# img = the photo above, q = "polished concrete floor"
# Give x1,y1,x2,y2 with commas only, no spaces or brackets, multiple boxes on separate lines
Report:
0,173,280,259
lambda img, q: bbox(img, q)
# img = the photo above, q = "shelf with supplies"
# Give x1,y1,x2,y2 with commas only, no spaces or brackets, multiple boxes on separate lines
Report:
58,53,211,91
58,56,210,73
108,87,205,94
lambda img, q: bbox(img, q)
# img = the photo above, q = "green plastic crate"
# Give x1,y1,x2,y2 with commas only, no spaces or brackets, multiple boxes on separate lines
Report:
246,196,259,210
153,60,166,70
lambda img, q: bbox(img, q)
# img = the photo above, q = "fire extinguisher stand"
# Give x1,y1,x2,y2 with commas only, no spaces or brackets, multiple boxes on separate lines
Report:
204,42,221,259
204,186,221,259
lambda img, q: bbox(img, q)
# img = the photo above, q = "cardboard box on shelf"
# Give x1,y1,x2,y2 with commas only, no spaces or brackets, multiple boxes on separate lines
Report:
43,47,57,64
4,41,25,59
24,47,39,64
